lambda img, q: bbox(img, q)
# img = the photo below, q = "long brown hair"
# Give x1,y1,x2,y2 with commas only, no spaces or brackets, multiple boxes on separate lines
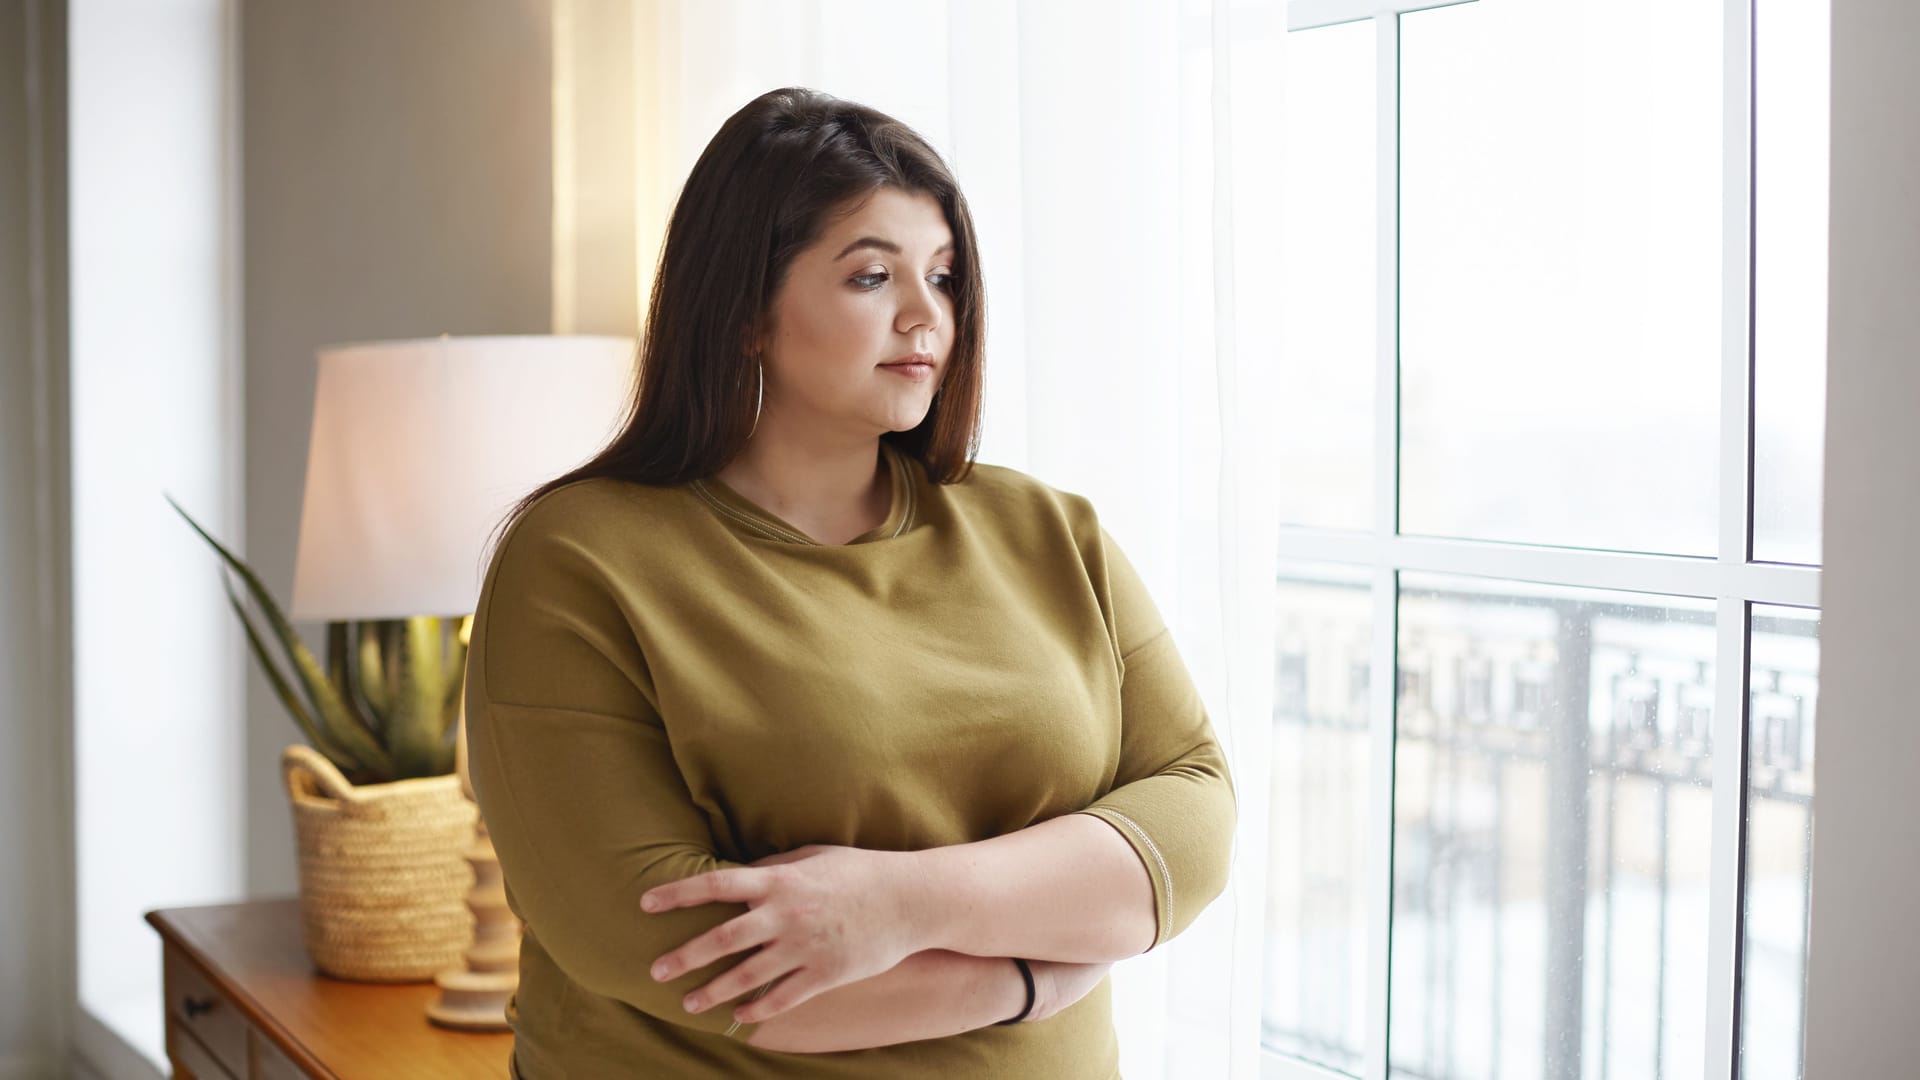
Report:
490,86,986,554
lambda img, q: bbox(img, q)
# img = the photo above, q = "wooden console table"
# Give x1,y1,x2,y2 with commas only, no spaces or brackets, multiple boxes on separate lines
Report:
145,898,513,1079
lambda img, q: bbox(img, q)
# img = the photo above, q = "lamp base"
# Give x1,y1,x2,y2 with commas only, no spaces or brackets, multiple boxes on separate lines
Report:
426,967,520,1031
425,823,522,1032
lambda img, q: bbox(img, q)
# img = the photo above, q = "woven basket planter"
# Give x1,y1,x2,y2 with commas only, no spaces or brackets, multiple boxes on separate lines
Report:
281,743,479,982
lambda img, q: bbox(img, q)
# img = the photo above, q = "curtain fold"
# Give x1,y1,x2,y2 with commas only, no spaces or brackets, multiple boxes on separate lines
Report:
599,3,1288,1073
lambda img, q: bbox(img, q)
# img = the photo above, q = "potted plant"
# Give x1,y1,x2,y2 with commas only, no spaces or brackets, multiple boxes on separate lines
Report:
167,494,480,983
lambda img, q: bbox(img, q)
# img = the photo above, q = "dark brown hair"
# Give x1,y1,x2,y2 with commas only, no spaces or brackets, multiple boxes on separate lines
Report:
489,86,986,554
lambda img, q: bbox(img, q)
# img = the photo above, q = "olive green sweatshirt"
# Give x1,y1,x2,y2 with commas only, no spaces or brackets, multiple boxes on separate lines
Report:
464,439,1236,1079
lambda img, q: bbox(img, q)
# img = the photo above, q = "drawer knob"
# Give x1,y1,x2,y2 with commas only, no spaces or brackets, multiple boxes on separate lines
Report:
182,995,216,1019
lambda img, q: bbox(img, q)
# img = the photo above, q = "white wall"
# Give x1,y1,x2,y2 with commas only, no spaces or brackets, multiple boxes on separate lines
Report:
0,5,73,1078
1801,0,1920,1074
68,0,246,1070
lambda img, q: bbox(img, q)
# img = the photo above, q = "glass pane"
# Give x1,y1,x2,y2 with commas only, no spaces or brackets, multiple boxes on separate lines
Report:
1275,19,1375,531
1264,562,1373,1075
1400,2,1722,556
1392,574,1718,1080
1752,0,1830,565
1740,606,1820,1079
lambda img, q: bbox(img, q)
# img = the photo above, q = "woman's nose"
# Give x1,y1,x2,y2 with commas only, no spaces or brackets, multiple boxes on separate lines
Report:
896,278,942,334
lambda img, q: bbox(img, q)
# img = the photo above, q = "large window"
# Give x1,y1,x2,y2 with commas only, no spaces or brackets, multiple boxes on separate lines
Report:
1266,1,1825,1078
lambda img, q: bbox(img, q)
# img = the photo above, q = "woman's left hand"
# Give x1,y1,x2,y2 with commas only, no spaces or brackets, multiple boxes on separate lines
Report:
640,844,925,1026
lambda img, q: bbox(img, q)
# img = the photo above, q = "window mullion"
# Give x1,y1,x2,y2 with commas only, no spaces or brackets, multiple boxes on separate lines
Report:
1269,531,1821,609
1706,1,1759,1078
1708,598,1755,1080
1289,0,1478,34
1363,11,1401,1080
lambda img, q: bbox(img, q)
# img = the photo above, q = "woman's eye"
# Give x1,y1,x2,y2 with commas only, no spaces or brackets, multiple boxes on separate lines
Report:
850,271,956,291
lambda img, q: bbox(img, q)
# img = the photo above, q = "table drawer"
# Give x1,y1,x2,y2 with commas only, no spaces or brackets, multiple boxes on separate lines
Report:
250,1027,310,1080
164,941,248,1077
167,1015,239,1080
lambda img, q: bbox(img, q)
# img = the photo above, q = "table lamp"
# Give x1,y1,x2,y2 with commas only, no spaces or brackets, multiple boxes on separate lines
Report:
288,333,636,1030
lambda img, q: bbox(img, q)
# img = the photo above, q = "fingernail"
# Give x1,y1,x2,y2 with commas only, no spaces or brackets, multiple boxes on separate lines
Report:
683,996,700,1012
652,963,668,981
641,894,659,912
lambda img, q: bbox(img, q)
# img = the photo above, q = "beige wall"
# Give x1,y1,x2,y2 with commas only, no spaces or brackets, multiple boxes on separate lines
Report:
238,0,557,895
0,4,72,1077
552,0,640,337
1802,0,1920,1074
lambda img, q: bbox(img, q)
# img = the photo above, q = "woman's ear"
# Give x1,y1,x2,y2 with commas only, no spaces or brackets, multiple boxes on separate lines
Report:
739,317,765,359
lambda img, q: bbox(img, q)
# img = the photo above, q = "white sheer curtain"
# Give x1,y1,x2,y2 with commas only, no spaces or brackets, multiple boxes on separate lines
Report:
620,2,1286,1074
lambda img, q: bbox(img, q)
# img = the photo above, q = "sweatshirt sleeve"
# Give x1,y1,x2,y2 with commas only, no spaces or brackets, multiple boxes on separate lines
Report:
462,490,770,1043
1071,523,1238,952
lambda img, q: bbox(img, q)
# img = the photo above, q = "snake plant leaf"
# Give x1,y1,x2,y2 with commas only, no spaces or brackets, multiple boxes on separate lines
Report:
428,617,460,774
417,616,445,701
165,494,393,778
441,680,465,752
384,616,454,777
446,613,473,706
324,622,353,722
325,621,347,688
437,618,470,774
443,632,469,710
327,621,385,743
375,620,413,767
218,572,364,774
431,617,462,774
356,621,390,716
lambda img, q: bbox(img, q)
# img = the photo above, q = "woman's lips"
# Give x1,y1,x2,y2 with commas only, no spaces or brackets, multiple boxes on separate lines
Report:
880,362,934,379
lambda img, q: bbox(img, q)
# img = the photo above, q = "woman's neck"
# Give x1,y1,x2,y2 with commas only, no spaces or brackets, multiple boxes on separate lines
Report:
713,432,891,545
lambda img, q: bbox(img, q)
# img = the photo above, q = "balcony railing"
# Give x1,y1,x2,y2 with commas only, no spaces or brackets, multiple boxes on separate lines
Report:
1262,575,1817,1080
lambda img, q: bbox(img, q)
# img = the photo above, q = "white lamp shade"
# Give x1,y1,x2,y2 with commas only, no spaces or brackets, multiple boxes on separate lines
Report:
289,334,636,621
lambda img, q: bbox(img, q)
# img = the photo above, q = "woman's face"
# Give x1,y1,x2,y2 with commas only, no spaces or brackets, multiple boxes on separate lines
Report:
754,186,955,442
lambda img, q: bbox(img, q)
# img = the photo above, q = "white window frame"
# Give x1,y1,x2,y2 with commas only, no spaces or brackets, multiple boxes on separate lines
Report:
1251,2,1818,1078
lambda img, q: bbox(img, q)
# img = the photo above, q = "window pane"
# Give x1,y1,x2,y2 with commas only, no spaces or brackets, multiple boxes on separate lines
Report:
1276,19,1375,532
1740,606,1819,1079
1392,574,1718,1080
1400,2,1722,556
1264,563,1374,1074
1752,0,1830,566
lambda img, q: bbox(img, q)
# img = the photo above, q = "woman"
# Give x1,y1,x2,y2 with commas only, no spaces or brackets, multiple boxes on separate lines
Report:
465,86,1236,1078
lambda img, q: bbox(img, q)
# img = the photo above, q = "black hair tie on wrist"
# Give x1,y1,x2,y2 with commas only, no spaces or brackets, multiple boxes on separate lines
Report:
996,957,1035,1025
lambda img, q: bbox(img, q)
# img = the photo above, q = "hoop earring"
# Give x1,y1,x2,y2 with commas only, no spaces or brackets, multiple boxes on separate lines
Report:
746,358,764,439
